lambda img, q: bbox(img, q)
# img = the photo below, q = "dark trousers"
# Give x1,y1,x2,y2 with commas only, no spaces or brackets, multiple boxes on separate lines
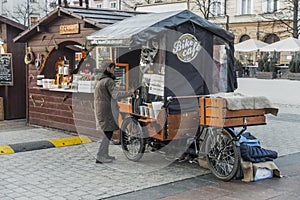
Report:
97,131,113,159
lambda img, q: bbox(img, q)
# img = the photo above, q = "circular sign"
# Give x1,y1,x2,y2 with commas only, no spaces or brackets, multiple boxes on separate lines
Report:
172,33,202,63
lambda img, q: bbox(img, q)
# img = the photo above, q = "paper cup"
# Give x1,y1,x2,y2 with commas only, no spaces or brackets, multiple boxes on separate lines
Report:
139,106,145,116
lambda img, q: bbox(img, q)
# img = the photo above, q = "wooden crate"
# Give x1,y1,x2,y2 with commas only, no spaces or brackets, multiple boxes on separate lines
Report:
199,97,266,127
118,102,132,113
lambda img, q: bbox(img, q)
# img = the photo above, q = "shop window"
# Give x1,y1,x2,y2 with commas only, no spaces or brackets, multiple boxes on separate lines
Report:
110,1,117,8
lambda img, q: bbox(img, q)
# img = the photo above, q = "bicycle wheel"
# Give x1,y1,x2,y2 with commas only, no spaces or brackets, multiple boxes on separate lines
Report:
120,116,145,161
205,128,240,181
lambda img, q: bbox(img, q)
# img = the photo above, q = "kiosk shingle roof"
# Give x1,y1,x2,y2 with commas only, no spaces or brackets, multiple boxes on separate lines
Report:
13,6,145,43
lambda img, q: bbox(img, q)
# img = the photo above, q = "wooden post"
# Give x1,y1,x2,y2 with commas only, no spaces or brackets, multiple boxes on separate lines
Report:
0,97,4,121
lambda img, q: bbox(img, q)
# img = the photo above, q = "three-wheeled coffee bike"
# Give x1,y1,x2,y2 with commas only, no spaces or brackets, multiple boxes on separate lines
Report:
87,10,276,181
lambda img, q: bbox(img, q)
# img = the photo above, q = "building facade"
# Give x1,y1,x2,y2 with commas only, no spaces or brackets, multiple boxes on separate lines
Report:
134,0,295,43
0,0,135,27
0,0,296,49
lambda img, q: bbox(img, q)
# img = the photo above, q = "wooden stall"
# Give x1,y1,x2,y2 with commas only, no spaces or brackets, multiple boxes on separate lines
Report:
0,16,27,120
13,6,143,136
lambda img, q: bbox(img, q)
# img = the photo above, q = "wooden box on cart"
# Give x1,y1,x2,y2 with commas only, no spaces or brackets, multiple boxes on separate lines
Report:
199,97,266,127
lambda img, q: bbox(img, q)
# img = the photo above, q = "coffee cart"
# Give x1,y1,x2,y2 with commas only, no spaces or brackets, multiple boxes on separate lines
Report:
87,10,277,181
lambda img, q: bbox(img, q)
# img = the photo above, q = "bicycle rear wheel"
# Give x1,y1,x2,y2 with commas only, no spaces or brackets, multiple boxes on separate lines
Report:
205,128,240,181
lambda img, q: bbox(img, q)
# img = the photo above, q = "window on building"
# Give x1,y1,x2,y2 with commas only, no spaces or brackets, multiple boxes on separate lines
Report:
110,1,117,8
30,17,38,26
264,34,279,44
2,0,7,3
239,35,250,43
96,3,102,8
241,0,252,15
262,0,279,13
30,0,37,2
210,0,223,17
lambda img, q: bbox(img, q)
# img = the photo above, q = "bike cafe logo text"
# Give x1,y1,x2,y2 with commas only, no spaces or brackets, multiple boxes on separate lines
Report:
172,34,201,63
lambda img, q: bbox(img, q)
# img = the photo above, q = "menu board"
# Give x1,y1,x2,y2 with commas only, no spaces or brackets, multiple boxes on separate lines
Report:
0,53,13,86
114,63,128,91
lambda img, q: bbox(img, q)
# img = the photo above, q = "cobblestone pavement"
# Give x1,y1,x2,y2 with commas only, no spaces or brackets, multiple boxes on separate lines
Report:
236,78,300,156
0,123,210,199
0,78,300,199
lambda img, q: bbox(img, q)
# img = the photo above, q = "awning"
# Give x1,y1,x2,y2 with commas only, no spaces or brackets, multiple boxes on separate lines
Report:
86,10,234,47
235,39,268,52
260,37,300,52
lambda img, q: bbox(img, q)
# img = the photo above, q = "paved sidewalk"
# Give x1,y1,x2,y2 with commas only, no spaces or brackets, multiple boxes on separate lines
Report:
0,111,300,200
160,152,300,200
104,152,300,200
0,119,210,200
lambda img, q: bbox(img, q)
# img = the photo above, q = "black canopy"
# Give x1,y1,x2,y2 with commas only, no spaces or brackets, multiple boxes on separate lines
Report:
87,10,237,113
86,10,234,47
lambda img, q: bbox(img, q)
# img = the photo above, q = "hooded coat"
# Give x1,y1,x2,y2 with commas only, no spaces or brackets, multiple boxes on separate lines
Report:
94,71,131,131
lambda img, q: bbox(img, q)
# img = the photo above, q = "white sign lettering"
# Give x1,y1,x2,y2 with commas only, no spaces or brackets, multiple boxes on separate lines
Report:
172,33,201,62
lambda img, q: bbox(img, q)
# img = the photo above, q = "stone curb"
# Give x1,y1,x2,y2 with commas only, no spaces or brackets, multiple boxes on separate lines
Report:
0,136,92,154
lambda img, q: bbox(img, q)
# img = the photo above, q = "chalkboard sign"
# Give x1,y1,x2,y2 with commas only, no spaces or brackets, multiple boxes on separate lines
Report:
0,53,13,86
114,63,128,91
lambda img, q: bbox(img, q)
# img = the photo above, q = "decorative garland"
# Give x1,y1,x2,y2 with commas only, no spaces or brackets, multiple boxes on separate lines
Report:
24,47,35,64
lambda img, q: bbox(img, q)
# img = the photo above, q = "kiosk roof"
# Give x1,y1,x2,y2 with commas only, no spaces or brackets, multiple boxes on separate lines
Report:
87,10,234,47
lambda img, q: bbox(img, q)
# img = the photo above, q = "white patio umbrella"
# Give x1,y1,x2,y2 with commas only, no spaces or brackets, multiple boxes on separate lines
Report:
260,37,300,52
235,39,268,52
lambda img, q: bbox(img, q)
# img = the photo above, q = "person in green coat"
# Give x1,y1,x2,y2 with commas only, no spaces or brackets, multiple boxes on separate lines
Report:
94,60,133,163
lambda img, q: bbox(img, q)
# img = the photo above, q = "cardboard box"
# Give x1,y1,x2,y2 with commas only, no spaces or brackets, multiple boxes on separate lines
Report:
198,156,209,169
78,81,95,93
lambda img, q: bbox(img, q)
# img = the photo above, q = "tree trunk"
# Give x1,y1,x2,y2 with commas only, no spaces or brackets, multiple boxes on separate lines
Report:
293,0,298,38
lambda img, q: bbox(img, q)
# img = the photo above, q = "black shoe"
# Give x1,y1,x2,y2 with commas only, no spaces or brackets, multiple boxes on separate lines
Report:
106,155,116,160
112,140,121,145
95,157,113,164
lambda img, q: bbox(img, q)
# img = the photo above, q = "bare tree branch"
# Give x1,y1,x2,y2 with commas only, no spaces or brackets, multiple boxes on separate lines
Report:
194,0,212,19
259,0,298,38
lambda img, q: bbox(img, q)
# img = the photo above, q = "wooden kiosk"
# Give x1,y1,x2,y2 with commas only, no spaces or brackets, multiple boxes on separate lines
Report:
0,16,27,120
13,6,142,135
